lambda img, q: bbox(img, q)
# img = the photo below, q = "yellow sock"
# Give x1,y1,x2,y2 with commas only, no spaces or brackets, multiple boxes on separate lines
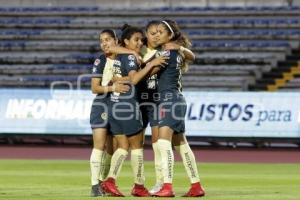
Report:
107,148,128,180
157,139,174,183
102,152,112,180
174,143,200,183
152,142,163,184
90,148,103,185
99,151,112,181
131,148,145,185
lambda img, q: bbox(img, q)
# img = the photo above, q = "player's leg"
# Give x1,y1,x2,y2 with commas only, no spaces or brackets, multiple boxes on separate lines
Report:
153,126,175,197
90,128,107,197
128,131,150,197
149,125,164,194
99,134,113,181
173,133,205,197
101,135,128,197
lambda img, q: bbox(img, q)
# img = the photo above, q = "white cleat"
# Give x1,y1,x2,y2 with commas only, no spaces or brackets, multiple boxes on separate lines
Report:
149,183,163,195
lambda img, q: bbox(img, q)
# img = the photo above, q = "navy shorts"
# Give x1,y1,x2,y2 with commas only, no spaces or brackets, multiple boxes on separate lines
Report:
158,92,187,133
108,100,143,136
140,102,159,128
90,96,109,129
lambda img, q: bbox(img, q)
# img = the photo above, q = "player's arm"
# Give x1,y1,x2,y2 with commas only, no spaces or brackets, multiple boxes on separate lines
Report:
111,76,131,82
148,66,162,76
147,55,169,76
128,56,168,85
107,46,142,64
91,77,129,94
164,42,195,62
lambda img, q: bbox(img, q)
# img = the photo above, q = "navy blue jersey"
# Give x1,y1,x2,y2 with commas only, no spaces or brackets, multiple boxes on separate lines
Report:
157,50,183,93
90,54,110,129
91,54,107,78
110,54,139,102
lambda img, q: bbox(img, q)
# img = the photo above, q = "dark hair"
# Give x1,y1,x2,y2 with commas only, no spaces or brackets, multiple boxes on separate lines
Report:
120,24,144,47
160,20,192,72
160,19,191,48
100,29,117,40
145,20,160,31
143,20,160,45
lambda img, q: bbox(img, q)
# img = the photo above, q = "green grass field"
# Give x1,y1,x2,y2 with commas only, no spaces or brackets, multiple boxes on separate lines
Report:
0,159,300,200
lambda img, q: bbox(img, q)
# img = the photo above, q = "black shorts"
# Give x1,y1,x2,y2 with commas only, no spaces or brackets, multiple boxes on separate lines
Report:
158,91,187,133
90,96,109,129
108,100,143,136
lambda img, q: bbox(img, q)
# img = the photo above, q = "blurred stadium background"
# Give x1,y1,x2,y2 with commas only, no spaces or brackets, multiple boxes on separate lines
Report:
0,0,300,147
0,0,300,199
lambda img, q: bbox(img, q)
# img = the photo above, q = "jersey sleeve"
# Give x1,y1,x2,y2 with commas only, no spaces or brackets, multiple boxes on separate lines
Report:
124,54,139,74
91,55,106,77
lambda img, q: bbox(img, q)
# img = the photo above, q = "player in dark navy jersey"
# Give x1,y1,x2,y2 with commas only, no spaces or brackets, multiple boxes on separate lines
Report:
102,21,197,195
152,20,206,198
89,29,130,197
101,24,168,197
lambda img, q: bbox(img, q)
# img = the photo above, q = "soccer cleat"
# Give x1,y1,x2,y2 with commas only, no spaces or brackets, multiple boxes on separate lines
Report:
149,182,163,195
101,177,124,197
90,182,105,197
152,183,175,197
182,182,205,197
131,184,150,197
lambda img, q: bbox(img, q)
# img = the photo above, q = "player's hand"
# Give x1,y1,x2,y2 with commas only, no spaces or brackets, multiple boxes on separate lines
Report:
113,82,130,93
149,56,169,68
111,76,118,83
133,52,142,65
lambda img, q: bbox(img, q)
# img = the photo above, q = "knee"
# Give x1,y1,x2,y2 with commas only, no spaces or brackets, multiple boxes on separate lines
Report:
118,143,129,151
130,141,144,150
93,141,105,150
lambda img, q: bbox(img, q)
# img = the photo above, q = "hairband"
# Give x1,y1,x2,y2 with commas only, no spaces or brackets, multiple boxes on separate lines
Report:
112,30,117,39
162,20,174,38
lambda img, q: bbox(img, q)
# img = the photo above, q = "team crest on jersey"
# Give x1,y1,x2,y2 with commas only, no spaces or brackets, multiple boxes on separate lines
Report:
128,55,135,61
94,59,101,66
101,112,107,120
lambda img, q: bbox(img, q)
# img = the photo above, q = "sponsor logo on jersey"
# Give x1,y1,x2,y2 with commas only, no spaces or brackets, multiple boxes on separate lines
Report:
114,60,121,67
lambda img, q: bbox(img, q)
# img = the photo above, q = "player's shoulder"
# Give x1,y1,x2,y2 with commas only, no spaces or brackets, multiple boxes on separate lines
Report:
118,54,137,64
93,54,107,66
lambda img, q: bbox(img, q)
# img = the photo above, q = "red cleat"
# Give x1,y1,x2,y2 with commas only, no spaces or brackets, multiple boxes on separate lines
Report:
131,184,150,197
182,182,205,197
152,183,175,197
101,177,125,197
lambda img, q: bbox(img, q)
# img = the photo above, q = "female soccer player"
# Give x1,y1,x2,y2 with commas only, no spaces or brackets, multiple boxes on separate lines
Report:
89,29,130,197
152,20,205,198
140,21,197,195
103,21,197,195
101,24,168,197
